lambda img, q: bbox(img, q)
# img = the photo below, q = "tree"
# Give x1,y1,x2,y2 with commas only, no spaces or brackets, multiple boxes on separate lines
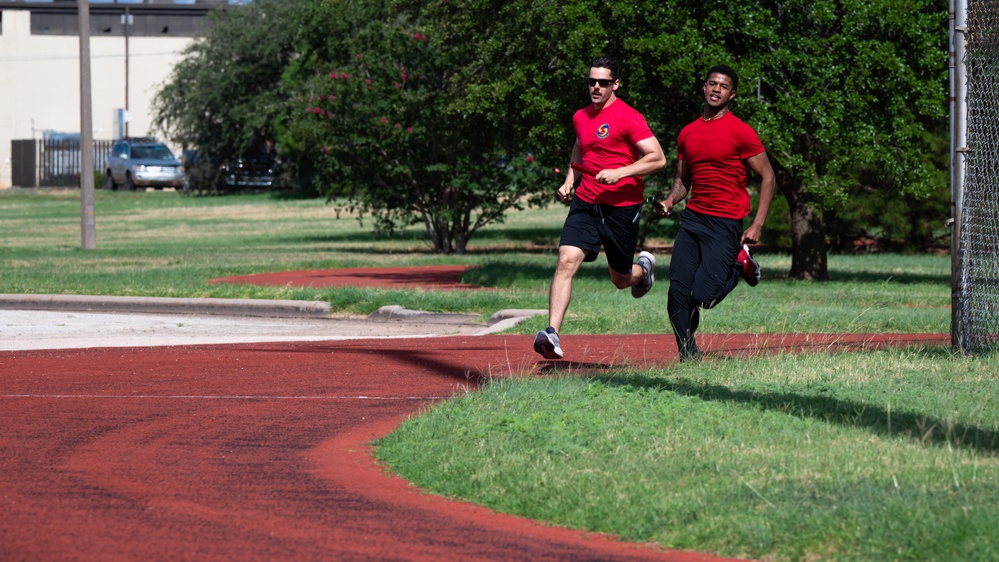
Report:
728,0,947,278
152,0,311,189
405,0,688,184
413,0,947,277
279,3,552,254
156,0,947,265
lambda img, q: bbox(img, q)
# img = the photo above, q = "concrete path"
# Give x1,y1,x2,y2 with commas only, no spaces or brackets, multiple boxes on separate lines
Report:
0,293,545,350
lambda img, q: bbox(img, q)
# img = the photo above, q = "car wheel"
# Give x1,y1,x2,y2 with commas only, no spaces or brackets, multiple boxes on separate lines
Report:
104,171,117,190
125,174,136,191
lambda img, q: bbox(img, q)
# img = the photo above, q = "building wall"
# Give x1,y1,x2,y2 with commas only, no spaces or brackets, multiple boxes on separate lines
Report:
0,8,196,188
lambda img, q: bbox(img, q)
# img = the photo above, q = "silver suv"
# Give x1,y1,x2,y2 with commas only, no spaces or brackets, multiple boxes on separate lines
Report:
104,139,185,191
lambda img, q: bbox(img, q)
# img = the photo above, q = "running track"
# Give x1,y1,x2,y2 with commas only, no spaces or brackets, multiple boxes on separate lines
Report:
0,333,948,561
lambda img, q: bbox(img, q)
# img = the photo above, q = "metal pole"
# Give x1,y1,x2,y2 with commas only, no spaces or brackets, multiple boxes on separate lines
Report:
124,5,130,138
79,0,96,250
950,0,968,352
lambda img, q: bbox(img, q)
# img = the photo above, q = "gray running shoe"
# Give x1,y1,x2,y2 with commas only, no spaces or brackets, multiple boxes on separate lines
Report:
631,251,656,298
533,327,563,359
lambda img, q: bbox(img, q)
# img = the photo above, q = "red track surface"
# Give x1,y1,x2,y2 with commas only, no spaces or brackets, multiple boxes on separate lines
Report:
1,268,950,560
211,266,483,291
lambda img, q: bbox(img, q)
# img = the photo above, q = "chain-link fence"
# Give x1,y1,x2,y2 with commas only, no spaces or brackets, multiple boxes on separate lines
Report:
956,0,999,353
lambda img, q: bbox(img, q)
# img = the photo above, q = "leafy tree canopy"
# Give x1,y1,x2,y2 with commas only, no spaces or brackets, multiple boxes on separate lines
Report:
153,0,311,171
279,0,552,253
412,0,948,274
155,0,947,266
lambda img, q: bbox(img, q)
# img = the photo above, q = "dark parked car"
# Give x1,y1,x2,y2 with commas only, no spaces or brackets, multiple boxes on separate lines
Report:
182,150,281,194
105,138,185,191
221,156,277,189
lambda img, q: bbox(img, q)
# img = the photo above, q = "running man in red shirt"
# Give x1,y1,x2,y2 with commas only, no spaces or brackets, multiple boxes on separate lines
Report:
653,65,776,361
534,56,667,360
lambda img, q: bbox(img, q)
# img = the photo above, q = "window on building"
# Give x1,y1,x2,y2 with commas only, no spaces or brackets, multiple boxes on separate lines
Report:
31,11,209,37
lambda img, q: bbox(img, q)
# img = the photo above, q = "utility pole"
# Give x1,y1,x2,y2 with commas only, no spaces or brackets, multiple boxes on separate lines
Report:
79,0,96,249
123,5,131,137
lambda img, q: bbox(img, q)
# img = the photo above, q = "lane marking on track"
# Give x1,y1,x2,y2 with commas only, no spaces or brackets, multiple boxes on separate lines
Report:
0,394,448,400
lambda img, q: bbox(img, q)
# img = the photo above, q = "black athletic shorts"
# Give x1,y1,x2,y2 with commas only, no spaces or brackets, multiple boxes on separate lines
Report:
559,198,642,274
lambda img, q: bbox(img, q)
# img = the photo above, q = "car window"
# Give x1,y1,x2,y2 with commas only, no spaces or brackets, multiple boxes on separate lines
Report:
132,145,176,160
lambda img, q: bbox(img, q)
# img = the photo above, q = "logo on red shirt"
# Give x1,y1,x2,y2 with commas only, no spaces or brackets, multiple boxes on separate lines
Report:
596,124,610,139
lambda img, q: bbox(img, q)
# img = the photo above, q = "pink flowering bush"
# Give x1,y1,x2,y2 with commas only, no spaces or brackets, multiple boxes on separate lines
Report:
281,17,547,254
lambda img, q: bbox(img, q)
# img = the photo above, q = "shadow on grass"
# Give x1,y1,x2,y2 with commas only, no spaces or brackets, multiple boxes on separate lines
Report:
535,361,618,375
278,225,564,246
465,262,627,286
594,372,999,458
824,270,950,285
736,262,949,286
721,251,950,285
467,261,677,287
732,270,949,286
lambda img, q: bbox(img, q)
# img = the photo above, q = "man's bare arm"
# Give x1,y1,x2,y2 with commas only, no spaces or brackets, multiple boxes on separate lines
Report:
653,159,690,217
741,151,776,244
593,135,667,185
557,141,583,203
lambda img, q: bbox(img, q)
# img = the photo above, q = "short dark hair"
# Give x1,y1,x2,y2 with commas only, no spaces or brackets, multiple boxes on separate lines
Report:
705,64,738,91
590,56,619,80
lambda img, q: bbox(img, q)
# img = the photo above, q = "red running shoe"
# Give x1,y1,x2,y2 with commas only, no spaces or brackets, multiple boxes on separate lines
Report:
737,244,761,287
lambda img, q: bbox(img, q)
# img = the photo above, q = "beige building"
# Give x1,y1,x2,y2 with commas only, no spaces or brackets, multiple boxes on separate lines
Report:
0,1,227,188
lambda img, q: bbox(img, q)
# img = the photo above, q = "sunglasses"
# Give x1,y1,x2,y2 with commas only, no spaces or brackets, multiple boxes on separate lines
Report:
586,78,615,88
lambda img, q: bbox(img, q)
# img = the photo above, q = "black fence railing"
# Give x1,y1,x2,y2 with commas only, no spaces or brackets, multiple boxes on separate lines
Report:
10,139,114,188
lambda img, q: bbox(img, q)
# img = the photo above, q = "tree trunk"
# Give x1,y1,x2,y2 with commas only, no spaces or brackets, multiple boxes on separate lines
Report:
777,171,829,281
424,214,450,254
453,231,468,255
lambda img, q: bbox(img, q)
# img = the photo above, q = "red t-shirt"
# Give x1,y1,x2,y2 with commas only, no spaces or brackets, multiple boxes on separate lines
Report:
572,98,654,206
677,112,764,219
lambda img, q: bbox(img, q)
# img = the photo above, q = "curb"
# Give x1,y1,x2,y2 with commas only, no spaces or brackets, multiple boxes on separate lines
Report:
480,308,548,335
368,305,482,324
0,294,331,318
369,306,546,335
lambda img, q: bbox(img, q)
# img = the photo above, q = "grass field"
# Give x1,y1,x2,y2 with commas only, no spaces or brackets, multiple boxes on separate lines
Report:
3,188,992,562
0,188,948,335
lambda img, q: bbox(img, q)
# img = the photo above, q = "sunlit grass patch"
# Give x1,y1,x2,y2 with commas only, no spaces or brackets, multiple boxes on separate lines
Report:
378,348,999,561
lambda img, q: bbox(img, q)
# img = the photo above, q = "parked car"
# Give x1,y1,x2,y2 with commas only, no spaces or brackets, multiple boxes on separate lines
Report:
221,155,277,189
104,138,185,191
182,149,281,194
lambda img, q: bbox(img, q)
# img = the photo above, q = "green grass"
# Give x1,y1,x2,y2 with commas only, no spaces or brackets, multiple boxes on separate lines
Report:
2,188,980,561
0,188,561,318
0,188,949,335
378,348,999,561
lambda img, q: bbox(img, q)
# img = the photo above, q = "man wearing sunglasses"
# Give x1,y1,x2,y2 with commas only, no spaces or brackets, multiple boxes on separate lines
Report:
534,56,667,360
651,64,776,362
